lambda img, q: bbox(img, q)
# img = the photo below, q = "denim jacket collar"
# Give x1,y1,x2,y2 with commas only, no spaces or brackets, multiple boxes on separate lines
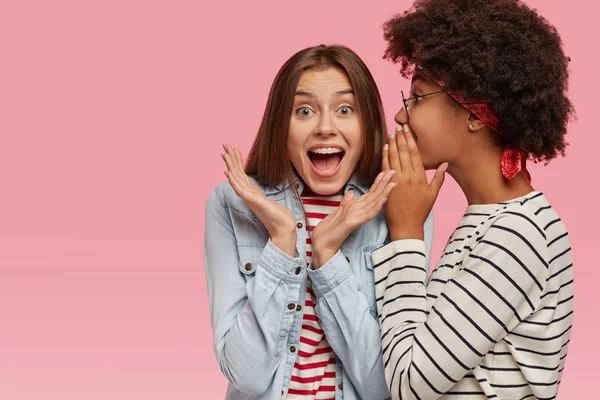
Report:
263,172,370,197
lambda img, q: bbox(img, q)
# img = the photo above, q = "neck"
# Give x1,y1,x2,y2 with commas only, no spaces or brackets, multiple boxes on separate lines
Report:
300,186,343,197
448,147,534,206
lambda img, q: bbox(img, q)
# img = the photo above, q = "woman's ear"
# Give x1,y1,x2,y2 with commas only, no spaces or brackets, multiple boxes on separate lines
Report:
467,113,487,132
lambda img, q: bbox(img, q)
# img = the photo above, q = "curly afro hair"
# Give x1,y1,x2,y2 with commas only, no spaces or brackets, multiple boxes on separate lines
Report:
383,0,574,162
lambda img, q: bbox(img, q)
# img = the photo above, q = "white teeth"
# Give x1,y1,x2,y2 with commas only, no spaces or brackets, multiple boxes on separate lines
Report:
310,147,343,155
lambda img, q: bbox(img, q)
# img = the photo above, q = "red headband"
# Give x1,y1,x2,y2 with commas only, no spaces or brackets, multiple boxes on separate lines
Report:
423,70,530,182
429,74,500,132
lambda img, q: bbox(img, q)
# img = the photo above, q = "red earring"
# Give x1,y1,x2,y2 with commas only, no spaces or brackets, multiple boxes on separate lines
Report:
501,146,531,182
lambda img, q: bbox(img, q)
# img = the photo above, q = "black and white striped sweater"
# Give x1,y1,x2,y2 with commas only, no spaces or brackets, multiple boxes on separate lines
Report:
373,192,573,400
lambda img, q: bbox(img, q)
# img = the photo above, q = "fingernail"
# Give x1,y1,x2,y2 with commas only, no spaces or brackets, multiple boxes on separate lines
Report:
441,162,449,172
403,124,410,133
396,125,404,133
390,132,396,139
390,169,398,176
384,144,389,151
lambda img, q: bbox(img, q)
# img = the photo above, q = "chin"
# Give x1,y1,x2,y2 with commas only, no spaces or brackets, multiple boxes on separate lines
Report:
305,178,346,196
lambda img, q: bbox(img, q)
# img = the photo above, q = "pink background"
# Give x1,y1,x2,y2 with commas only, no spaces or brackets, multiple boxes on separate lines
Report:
0,1,595,398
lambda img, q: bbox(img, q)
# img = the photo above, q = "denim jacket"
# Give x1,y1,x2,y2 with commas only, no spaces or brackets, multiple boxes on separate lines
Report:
204,174,434,399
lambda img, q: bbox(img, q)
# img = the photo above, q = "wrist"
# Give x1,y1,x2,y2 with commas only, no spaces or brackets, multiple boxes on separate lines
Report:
390,223,424,241
311,246,337,270
271,231,297,257
270,220,297,237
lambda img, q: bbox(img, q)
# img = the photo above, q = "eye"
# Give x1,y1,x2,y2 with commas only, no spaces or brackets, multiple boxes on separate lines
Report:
337,106,353,115
295,107,313,117
409,91,424,102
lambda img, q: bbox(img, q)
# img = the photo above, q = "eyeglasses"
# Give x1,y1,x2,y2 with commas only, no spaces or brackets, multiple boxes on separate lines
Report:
401,89,445,121
401,89,489,122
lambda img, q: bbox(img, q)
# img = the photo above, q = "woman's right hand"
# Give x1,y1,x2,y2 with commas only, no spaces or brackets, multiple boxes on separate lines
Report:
222,144,297,256
382,125,447,241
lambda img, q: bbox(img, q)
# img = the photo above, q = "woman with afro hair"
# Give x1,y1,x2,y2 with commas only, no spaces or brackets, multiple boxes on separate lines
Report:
371,0,574,399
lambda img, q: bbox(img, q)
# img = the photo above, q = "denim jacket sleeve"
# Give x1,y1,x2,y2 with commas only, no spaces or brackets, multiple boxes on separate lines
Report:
306,211,434,400
204,186,305,395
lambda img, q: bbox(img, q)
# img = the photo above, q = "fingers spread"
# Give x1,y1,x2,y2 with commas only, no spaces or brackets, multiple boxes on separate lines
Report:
340,190,355,207
222,145,254,197
387,131,401,172
403,124,425,174
396,125,413,172
359,172,384,203
358,170,396,206
429,162,448,201
382,143,390,172
360,180,397,221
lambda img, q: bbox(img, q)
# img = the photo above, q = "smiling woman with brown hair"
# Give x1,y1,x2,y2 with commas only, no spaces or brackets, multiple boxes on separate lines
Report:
204,44,434,399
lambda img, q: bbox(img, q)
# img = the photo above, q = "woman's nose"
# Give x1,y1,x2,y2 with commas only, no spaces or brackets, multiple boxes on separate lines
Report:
315,113,336,137
394,107,408,125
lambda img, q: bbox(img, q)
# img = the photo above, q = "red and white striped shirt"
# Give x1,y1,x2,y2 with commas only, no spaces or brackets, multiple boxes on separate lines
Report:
286,195,343,400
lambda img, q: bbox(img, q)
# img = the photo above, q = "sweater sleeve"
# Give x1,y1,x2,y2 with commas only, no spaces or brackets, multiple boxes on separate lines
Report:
372,212,548,400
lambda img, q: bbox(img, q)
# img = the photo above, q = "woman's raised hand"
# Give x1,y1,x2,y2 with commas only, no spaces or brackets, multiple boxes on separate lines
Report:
311,170,398,268
382,124,447,241
222,144,297,256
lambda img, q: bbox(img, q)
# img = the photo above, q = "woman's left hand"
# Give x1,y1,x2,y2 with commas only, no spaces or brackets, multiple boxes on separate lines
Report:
383,124,448,241
311,170,398,269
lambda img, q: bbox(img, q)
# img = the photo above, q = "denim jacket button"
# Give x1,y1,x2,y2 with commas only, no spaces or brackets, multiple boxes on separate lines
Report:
290,346,296,353
287,303,296,310
244,263,252,271
338,383,343,390
295,266,302,275
296,305,302,312
296,222,303,229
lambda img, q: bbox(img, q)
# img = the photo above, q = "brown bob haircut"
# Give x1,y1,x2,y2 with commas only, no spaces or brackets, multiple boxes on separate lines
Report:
245,44,386,189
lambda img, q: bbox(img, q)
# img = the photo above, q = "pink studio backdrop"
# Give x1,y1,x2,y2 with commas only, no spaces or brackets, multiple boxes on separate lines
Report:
0,1,595,399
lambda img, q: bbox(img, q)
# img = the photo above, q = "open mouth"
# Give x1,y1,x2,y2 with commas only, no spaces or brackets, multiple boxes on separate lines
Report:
308,147,345,177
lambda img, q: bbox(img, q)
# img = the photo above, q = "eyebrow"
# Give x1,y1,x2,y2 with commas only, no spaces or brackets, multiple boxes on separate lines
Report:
294,89,355,97
333,89,354,96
